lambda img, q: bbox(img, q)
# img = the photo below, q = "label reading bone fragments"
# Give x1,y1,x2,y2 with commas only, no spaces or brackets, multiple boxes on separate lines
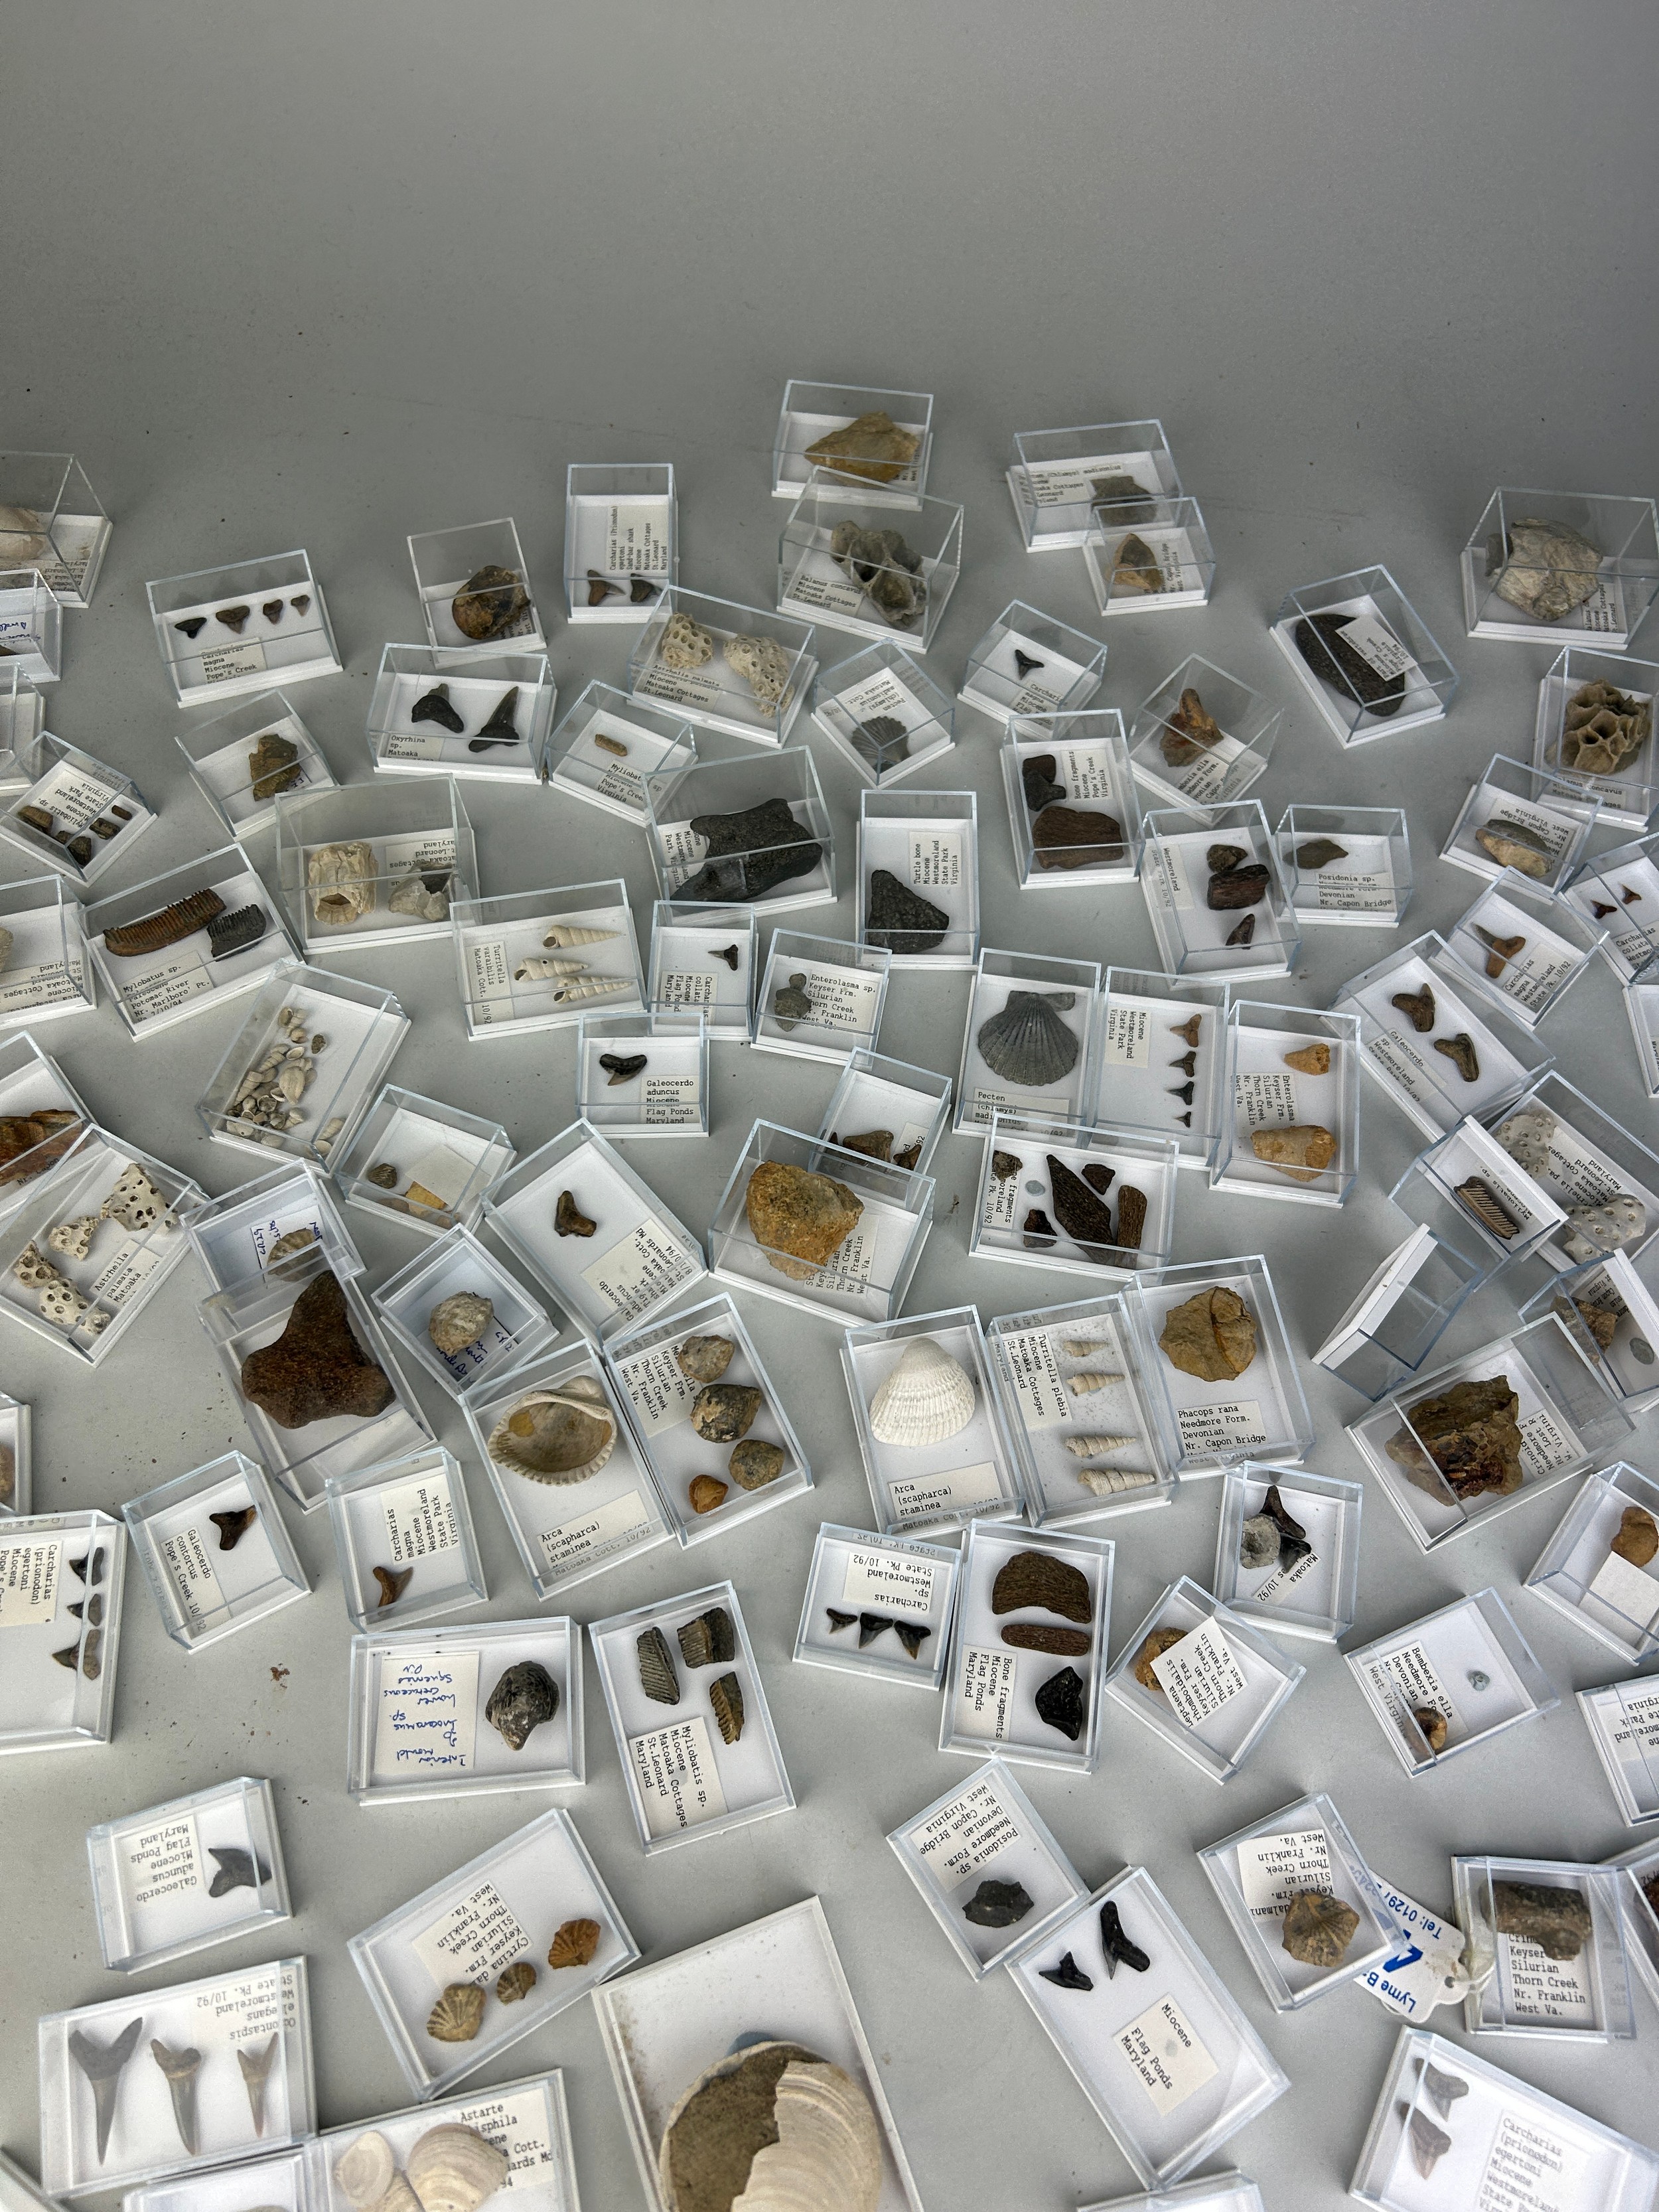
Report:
995,1326,1070,1431
956,1646,1017,1740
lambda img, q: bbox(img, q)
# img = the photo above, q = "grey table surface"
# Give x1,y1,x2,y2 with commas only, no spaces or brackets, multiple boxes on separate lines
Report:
5,5,1659,2208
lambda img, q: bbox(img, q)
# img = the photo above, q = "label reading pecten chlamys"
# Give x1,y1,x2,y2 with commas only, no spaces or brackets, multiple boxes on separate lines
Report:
630,1714,728,1836
1116,1993,1219,2114
839,1544,936,1616
914,1775,1021,1883
1149,1618,1247,1728
956,1646,1017,1739
410,1878,532,1987
0,1538,60,1625
995,1325,1069,1430
580,1216,696,1321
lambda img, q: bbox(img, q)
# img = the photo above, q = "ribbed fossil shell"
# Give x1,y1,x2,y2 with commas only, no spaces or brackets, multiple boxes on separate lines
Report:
975,990,1080,1089
425,1984,486,2043
547,1916,602,1969
659,2043,883,2212
709,1670,745,1744
486,1376,614,1483
867,1336,975,1447
638,1625,681,1704
406,2124,510,2212
1063,1434,1136,1455
334,2130,396,2209
1075,1467,1157,1497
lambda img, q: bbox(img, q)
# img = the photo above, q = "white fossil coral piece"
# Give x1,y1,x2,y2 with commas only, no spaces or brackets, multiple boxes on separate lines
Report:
102,1161,171,1232
868,1336,975,1448
658,610,714,670
724,630,794,711
13,1241,62,1288
1562,1191,1646,1264
1492,1105,1557,1180
40,1278,92,1330
48,1215,100,1261
308,840,377,927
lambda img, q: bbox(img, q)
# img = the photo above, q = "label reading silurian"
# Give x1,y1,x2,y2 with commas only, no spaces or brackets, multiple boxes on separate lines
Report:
1496,1925,1597,2028
1116,1993,1219,2114
1235,1827,1335,1925
796,964,881,1038
1234,1070,1298,1128
616,1343,697,1437
1148,1619,1248,1728
411,1878,532,1988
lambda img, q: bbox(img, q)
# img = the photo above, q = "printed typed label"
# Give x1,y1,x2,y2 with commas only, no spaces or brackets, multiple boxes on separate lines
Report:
1236,1827,1334,1923
1502,944,1579,1015
538,1489,651,1579
1149,1618,1248,1728
90,1236,165,1308
381,730,447,763
786,565,865,618
383,830,458,880
980,1168,1021,1234
833,668,928,731
638,658,722,711
119,1815,204,1911
1102,999,1154,1067
1587,1547,1659,1634
889,1462,1003,1526
451,2085,564,2188
1252,1542,1319,1608
1338,608,1415,682
1235,1069,1298,1128
1517,1404,1579,1478
630,1713,729,1837
839,1544,937,1617
796,964,881,1038
1005,677,1066,716
374,1649,481,1775
798,1224,878,1294
0,1538,60,1626
191,1959,301,2045
659,967,717,1009
618,1341,698,1437
1498,1926,1597,2026
971,1083,1070,1126
654,824,709,873
1116,1993,1219,2115
380,1477,461,1567
603,502,671,576
1161,843,1198,910
160,1524,227,1624
1603,1683,1659,1767
957,1646,1018,1740
1024,454,1155,510
909,832,963,889
579,1215,695,1321
411,1880,532,1988
1368,1025,1433,1102
1175,732,1247,802
997,1325,1070,1431
1477,2111,1591,2212
591,760,647,810
1056,743,1116,801
914,1776,1021,1885
0,958,88,1014
195,640,269,684
1317,869,1396,913
1356,1880,1467,2019
1479,796,1575,871
1174,1398,1267,1455
466,938,515,1020
1366,1639,1456,1733
116,956,216,1023
642,1072,699,1126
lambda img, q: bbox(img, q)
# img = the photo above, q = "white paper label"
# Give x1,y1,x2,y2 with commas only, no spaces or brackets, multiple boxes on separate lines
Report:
1587,1547,1659,1632
839,1544,937,1616
603,503,670,576
196,640,269,684
579,1215,695,1321
380,729,447,763
642,1072,699,1126
1173,730,1246,802
1518,1404,1579,1478
1338,607,1415,681
1102,1000,1153,1067
660,967,716,1009
1157,843,1197,910
794,964,881,1037
980,1165,1021,1233
115,955,216,1023
160,1524,227,1624
1479,796,1575,872
1116,1993,1219,2114
466,938,515,1019
833,668,927,729
1356,1880,1467,2019
1149,1618,1247,1727
1366,1639,1456,1736
1477,2111,1591,2212
382,831,457,881
1235,1070,1298,1128
1252,1542,1320,1608
190,1959,301,2046
0,1538,60,1625
373,1649,480,1775
889,1461,1003,1526
1368,1026,1434,1102
786,565,865,617
1174,1398,1267,1455
434,1309,521,1386
407,1143,475,1211
449,2084,567,2187
638,656,721,711
956,1646,1017,1739
1236,1827,1334,1923
617,1342,698,1437
630,1713,729,1836
1498,1926,1597,2026
909,832,962,889
914,1776,1022,1885
411,1880,532,1988
1317,867,1396,913
119,1814,204,1910
538,1489,652,1578
379,1477,460,1567
246,1198,328,1272
90,1235,165,1308
996,1326,1070,1431
1058,743,1116,800
0,958,88,1015
1602,1682,1659,1763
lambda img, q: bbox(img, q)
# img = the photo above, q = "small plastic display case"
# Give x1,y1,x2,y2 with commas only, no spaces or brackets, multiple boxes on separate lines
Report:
1524,1461,1659,1663
646,899,757,1040
1212,1464,1362,1643
753,930,891,1064
0,450,111,606
538,681,694,822
818,1048,952,1177
0,731,153,885
1527,1247,1659,1412
1582,1681,1659,1826
1141,801,1297,984
149,552,340,705
307,2076,580,2212
0,569,61,683
1007,1867,1289,2189
1333,930,1552,1142
196,962,409,1169
939,1520,1113,1775
810,636,956,786
1443,753,1595,896
348,1805,635,2099
1347,1315,1631,1553
1272,566,1457,741
971,1114,1178,1277
1564,830,1659,980
1211,1000,1359,1207
0,1509,125,1755
183,1159,361,1295
1453,1856,1633,2041
1607,1839,1659,2013
589,1578,792,1852
1083,497,1218,616
1079,2180,1262,2212
778,471,960,648
1127,656,1283,810
577,1009,708,1138
1276,804,1413,928
275,780,474,954
454,880,643,1040
406,517,543,650
642,745,833,914
794,1522,960,1692
346,1615,583,1803
1481,1070,1659,1272
325,1445,484,1633
1443,869,1605,1029
1091,970,1226,1170
0,1032,89,1220
1311,1226,1488,1405
123,1453,308,1650
565,462,676,619
483,1118,706,1341
1462,488,1659,648
1002,707,1143,890
595,1895,923,2212
889,1757,1088,1978
1388,1113,1569,1278
627,587,816,746
1534,644,1659,828
1006,421,1183,550
366,643,553,782
0,662,45,749
772,379,932,504
856,787,979,970
841,1305,1022,1537
1133,1256,1314,1476
372,1225,558,1401
987,1292,1174,1527
87,845,295,1041
38,1956,313,2197
958,600,1106,727
174,688,336,837
955,947,1101,1136
0,1388,29,1518
1628,964,1659,1096
1103,1578,1305,1783
1198,1791,1397,2012
1345,1585,1557,1775
607,1291,810,1548
333,1086,514,1238
86,1777,289,1974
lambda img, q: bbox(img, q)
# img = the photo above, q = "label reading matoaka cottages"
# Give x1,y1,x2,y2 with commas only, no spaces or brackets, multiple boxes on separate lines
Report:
629,1712,729,1838
913,1775,1021,1886
1116,1992,1219,2115
1149,1618,1248,1728
1477,2110,1594,2212
538,1489,653,1580
580,1215,697,1322
372,1648,481,1777
995,1325,1070,1430
410,1878,532,1988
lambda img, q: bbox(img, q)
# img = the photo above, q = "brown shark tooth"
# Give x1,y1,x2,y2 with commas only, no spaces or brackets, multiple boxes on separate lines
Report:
151,2039,204,2155
237,2033,279,2137
68,2018,144,2163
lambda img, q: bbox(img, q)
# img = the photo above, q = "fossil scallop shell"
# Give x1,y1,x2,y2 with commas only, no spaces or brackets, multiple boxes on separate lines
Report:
333,2130,396,2209
975,990,1080,1089
659,2043,883,2212
486,1376,614,1483
547,1916,602,1969
425,1984,486,2044
406,2124,510,2212
867,1336,975,1448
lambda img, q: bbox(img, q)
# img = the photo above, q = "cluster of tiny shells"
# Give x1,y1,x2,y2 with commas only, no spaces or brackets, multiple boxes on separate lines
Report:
228,1006,329,1147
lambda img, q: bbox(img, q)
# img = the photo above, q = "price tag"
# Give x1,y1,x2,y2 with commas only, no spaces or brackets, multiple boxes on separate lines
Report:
1356,1880,1467,2020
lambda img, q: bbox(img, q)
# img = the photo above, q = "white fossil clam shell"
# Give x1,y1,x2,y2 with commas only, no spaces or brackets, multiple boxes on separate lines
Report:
332,2130,396,2209
486,1375,616,1484
658,2044,882,2212
868,1336,975,1448
405,2124,510,2212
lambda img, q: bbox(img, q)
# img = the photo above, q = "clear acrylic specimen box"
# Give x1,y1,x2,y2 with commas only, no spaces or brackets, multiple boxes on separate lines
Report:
810,636,956,786
1534,644,1659,828
1102,1577,1305,1783
1526,1246,1659,1412
595,1895,923,2212
1524,1461,1659,1664
1346,1315,1632,1552
1140,802,1298,984
1388,1113,1570,1279
123,1453,308,1651
1007,1866,1289,2189
1275,803,1413,928
196,962,408,1169
627,587,816,746
0,1031,90,1225
856,786,979,969
987,1292,1175,1528
334,1086,514,1238
1126,657,1283,810
149,551,340,705
86,1777,289,1974
1487,1068,1659,1273
372,1224,558,1400
0,1388,29,1517
1564,828,1659,980
1079,2181,1262,2212
1582,1680,1659,1826
1351,2024,1659,2212
0,568,61,683
0,731,153,886
1212,1464,1363,1642
1452,1856,1633,2041
173,688,336,838
86,845,295,1040
777,469,961,648
0,1508,125,1755
1005,420,1183,552
366,643,553,783
565,462,676,619
482,1118,706,1341
1197,1791,1397,2012
0,450,111,605
1462,488,1659,648
1628,964,1659,1097
1607,1840,1659,2012
325,1446,485,1634
406,516,544,650
348,1805,636,2099
38,1956,314,2197
642,745,833,915
588,1578,793,1852
184,1159,361,1295
1083,497,1218,616
576,1009,708,1138
1132,1256,1314,1475
646,899,757,1040
1442,753,1596,893
538,680,694,822
794,1521,960,1692
307,2075,580,2212
958,601,1106,726
1092,970,1226,1170
1345,1585,1557,1775
939,1520,1114,1775
1333,930,1552,1142
0,662,45,749
346,1615,583,1803
955,947,1101,1136
463,1337,672,1600
1002,707,1143,891
275,780,474,954
752,931,890,1064
772,378,932,504
889,1756,1088,1978
971,1113,1178,1278
1443,869,1604,1028
1271,567,1457,741
1211,1000,1360,1206
453,881,644,1040
606,1291,810,1547
841,1304,1022,1536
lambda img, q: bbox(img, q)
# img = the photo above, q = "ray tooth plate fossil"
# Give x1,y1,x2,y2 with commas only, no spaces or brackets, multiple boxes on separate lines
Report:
708,1670,745,1744
548,1916,601,1969
1038,1951,1093,1991
496,1962,537,2003
487,1377,616,1483
1434,1031,1480,1082
426,1985,486,2043
1455,1175,1520,1240
638,1624,681,1704
865,868,950,953
690,1383,762,1443
407,2123,512,2212
1281,1889,1360,1966
964,1878,1034,1927
452,563,530,643
678,1605,736,1668
238,2033,278,2136
239,1270,394,1429
1034,1664,1085,1739
991,1548,1092,1623
1294,610,1406,714
1487,518,1603,623
484,1659,559,1750
803,407,920,484
975,989,1079,1088
1100,1899,1151,1974
334,2128,397,2207
868,1335,975,1447
1158,1285,1258,1380
411,682,465,732
69,2016,145,2163
104,887,227,958
208,904,269,960
658,2041,883,2212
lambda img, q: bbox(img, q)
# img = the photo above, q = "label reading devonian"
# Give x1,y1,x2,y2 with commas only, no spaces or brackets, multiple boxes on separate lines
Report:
839,1544,936,1616
956,1646,1017,1740
1477,2110,1592,2212
411,1878,532,1988
1149,1618,1248,1728
379,1477,461,1568
1336,607,1415,682
580,1215,696,1322
630,1713,729,1836
995,1325,1070,1431
374,1649,481,1775
1174,1398,1267,1455
1116,1992,1219,2114
1235,1826,1334,1924
118,1814,204,1911
1316,867,1396,913
980,1164,1021,1234
160,1524,226,1624
538,1489,652,1579
0,1538,60,1625
889,1461,1002,1526
914,1775,1021,1885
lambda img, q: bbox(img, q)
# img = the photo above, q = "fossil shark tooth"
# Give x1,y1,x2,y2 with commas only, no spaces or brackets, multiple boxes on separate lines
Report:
238,2033,279,2136
208,1844,271,1897
68,2018,145,2162
151,2039,204,2155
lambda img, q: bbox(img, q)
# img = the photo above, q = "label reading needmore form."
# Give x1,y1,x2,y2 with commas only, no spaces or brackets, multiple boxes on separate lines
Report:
913,1775,1021,1887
